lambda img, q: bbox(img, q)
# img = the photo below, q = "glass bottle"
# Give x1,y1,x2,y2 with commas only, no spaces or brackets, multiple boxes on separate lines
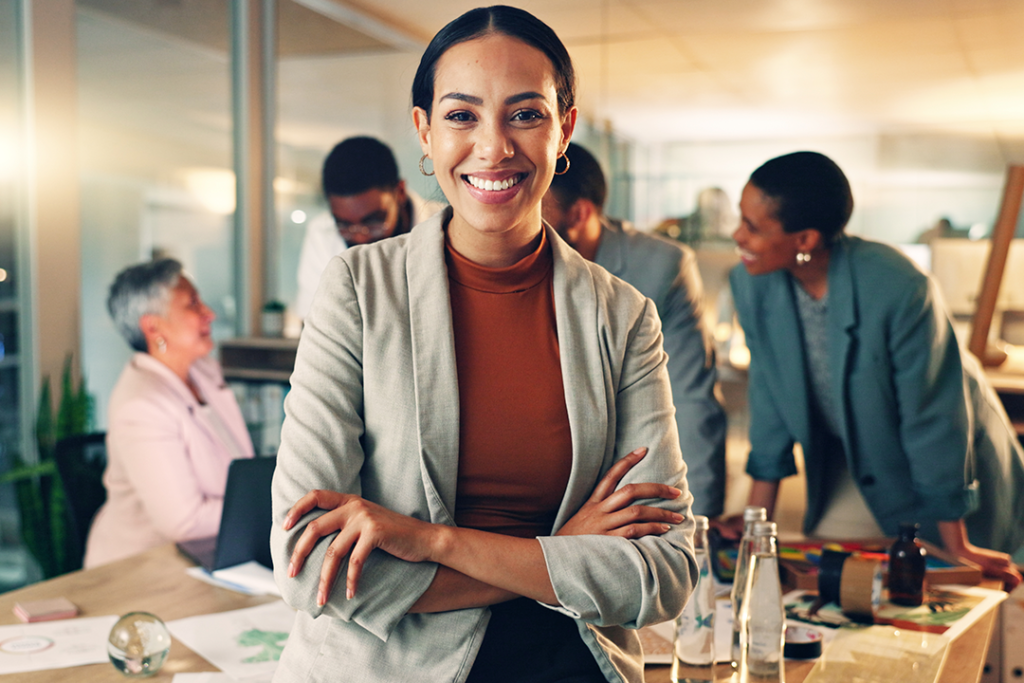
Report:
888,522,927,606
731,506,767,667
741,521,785,682
672,515,715,683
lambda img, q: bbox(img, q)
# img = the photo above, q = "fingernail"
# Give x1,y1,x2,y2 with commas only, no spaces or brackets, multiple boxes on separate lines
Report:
672,513,684,523
287,561,296,578
317,589,325,606
669,487,681,497
660,524,671,532
346,587,354,600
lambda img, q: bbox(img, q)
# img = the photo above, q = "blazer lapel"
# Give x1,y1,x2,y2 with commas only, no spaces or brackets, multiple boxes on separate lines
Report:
763,275,812,447
827,237,858,446
405,211,462,524
548,228,611,529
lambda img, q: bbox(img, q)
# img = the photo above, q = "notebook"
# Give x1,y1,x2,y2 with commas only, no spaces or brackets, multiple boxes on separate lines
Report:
177,455,276,572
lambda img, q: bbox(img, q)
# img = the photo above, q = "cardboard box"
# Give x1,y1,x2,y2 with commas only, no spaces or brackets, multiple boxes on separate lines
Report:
777,538,983,592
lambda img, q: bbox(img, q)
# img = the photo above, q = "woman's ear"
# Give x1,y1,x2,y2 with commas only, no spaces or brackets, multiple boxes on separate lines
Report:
559,107,578,153
139,314,161,347
797,229,824,253
412,107,431,155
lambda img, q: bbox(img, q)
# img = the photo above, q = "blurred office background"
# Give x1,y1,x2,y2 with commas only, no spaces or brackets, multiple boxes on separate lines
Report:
2,0,1024,586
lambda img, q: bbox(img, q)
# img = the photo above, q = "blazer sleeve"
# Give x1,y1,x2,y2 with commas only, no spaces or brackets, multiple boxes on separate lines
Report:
537,298,699,629
270,257,437,642
887,275,973,521
729,269,798,482
106,394,224,541
659,247,727,517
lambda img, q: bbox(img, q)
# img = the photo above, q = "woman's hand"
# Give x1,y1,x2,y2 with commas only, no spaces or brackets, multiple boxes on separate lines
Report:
937,519,1022,591
954,544,1022,591
710,515,745,541
555,447,683,539
283,490,438,605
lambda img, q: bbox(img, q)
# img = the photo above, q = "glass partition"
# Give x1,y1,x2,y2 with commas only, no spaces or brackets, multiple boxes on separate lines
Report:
76,0,235,428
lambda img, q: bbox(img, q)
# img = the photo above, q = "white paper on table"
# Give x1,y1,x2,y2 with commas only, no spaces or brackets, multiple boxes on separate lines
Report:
213,562,281,597
167,601,295,682
0,614,119,674
185,565,278,593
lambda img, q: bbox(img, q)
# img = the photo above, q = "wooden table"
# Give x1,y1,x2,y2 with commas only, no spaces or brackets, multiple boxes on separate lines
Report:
0,545,1004,683
0,544,278,682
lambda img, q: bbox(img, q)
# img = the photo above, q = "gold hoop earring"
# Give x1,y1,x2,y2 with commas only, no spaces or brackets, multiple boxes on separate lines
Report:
419,154,434,177
796,251,811,265
554,152,570,176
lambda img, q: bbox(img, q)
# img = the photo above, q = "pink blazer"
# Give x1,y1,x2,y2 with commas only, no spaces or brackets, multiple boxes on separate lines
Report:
84,353,254,568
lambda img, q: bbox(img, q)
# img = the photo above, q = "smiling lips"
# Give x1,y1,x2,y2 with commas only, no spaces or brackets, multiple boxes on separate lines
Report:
465,173,524,192
735,246,756,263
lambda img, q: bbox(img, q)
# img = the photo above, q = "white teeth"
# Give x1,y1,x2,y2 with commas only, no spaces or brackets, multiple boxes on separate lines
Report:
467,175,520,191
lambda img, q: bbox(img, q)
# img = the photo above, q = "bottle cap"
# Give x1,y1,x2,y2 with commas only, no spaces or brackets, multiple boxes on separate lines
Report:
693,515,709,531
751,520,777,536
898,522,920,534
743,506,768,523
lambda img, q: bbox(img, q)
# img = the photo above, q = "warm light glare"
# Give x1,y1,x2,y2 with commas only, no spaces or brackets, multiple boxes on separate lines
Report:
0,129,16,182
0,268,7,282
290,209,307,224
185,168,236,215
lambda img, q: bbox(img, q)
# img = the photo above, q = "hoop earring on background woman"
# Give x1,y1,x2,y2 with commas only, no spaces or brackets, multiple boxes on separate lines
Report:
554,152,570,176
796,252,811,265
156,336,167,354
419,154,434,177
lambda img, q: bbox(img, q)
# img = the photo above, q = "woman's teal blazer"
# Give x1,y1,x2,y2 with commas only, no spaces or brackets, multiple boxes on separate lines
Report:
731,235,1024,553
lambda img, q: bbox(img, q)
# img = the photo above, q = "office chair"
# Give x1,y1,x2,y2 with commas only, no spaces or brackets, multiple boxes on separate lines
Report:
53,432,108,570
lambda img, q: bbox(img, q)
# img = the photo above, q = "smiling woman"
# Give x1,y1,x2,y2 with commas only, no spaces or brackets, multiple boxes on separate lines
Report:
269,6,698,683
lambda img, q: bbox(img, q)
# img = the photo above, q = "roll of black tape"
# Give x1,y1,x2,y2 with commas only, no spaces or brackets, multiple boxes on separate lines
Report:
818,549,851,604
784,625,824,659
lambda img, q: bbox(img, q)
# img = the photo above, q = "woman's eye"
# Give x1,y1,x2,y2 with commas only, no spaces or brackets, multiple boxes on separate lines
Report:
512,109,544,123
444,110,475,123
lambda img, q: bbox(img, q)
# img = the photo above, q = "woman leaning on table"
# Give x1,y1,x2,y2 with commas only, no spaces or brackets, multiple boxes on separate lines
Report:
269,6,697,682
84,259,254,568
728,150,1024,589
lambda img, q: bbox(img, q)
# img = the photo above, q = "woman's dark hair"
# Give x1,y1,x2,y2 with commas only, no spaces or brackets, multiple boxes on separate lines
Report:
749,151,854,242
411,6,576,119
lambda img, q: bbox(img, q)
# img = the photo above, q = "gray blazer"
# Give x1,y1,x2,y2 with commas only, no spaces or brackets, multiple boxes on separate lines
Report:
595,218,726,517
271,209,698,683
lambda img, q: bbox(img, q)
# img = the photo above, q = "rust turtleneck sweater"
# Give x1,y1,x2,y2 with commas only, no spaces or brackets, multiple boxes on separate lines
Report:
445,230,573,538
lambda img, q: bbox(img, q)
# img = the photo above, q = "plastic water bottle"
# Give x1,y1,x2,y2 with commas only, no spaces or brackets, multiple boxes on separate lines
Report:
741,521,785,682
731,506,767,667
672,515,715,682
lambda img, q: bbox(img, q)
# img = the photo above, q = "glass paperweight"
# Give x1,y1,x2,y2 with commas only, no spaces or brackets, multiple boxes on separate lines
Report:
107,612,172,677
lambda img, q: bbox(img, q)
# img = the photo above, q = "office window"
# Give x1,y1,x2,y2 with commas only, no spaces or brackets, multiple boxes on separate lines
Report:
0,0,27,582
76,0,235,428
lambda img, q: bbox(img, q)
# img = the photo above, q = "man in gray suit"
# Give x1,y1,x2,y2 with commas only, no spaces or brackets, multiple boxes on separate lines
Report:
543,142,727,517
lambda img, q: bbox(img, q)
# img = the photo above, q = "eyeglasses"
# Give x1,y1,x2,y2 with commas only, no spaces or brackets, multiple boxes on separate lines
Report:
335,217,390,239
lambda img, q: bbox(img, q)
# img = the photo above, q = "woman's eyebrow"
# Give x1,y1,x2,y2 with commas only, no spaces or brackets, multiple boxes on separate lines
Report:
438,91,547,106
440,92,483,105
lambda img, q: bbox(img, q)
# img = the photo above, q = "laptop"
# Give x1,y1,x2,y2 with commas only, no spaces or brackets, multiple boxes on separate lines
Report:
177,455,276,572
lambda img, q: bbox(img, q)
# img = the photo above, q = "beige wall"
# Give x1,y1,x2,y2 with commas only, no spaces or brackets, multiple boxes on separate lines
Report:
28,0,81,400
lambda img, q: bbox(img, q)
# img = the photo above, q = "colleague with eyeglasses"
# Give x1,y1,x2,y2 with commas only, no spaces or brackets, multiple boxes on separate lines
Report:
295,136,445,319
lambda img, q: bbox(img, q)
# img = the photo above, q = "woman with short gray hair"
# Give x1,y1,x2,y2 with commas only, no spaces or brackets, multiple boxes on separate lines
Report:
85,258,254,568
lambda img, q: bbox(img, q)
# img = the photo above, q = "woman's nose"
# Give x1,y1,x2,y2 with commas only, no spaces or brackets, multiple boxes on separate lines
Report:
475,119,514,163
